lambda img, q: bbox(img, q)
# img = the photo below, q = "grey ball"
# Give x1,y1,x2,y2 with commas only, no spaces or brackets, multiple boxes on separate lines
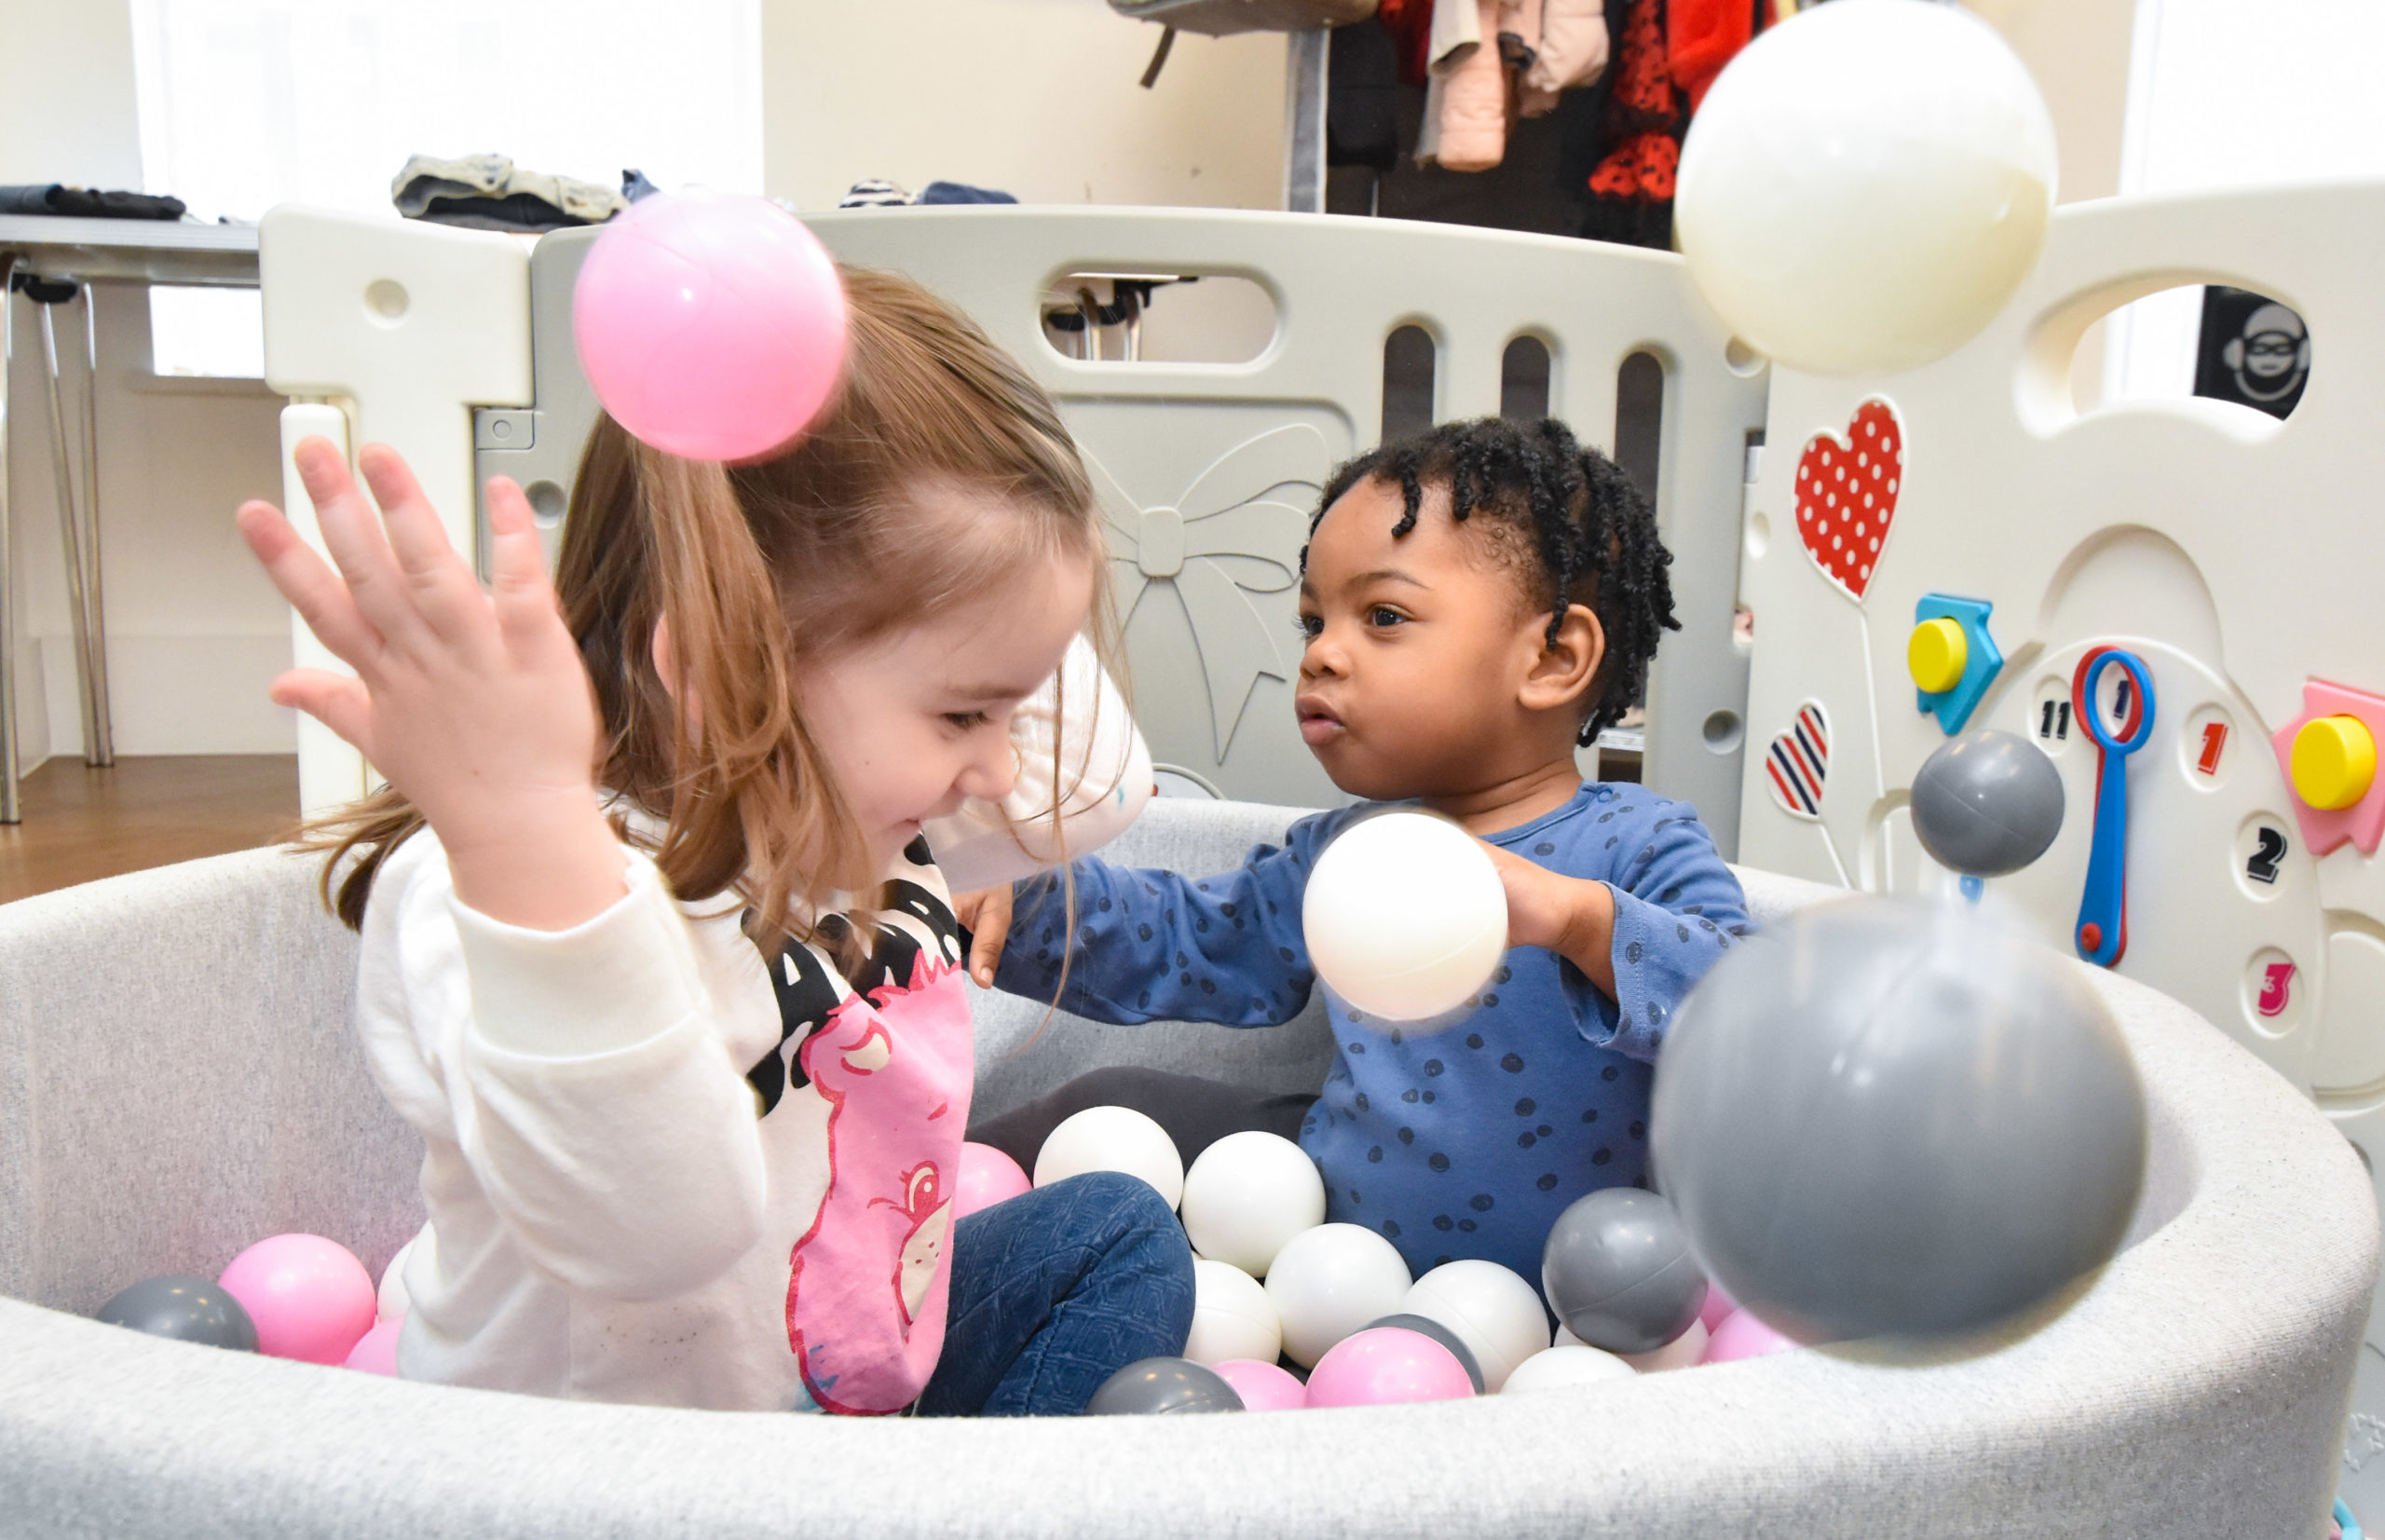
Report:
1363,1313,1487,1393
94,1274,258,1352
1539,1189,1709,1354
1653,897,2146,1344
1909,729,2065,878
1083,1356,1247,1415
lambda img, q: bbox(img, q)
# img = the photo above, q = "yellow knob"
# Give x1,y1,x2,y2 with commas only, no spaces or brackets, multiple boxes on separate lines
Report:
2292,715,2377,811
1908,618,1969,695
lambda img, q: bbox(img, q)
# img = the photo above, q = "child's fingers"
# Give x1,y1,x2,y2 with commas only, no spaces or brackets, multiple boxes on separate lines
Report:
354,443,495,644
237,499,385,670
291,438,416,638
484,475,567,657
964,890,1014,987
266,668,375,754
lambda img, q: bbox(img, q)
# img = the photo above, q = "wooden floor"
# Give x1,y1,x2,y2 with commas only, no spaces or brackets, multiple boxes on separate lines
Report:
0,756,301,905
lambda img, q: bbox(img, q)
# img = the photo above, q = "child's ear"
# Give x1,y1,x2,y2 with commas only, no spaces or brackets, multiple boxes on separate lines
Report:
1519,604,1605,714
650,616,678,701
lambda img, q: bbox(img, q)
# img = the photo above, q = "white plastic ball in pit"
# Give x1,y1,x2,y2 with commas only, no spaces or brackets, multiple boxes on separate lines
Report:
1033,1106,1185,1209
1501,1343,1638,1394
1185,1259,1283,1367
1264,1223,1414,1369
1179,1131,1327,1277
1399,1260,1552,1393
1302,811,1507,1024
1675,0,2058,377
1620,1317,1709,1374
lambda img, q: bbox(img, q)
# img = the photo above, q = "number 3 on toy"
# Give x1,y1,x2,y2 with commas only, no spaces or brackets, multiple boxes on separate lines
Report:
2073,647,2157,968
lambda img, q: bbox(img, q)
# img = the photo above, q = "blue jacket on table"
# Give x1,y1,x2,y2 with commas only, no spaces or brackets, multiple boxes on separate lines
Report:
994,782,1751,1283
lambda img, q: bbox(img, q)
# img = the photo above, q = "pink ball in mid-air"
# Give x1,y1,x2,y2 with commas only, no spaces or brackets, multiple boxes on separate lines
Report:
955,1142,1032,1218
572,188,848,462
1302,1327,1476,1409
218,1233,377,1365
344,1315,402,1376
1698,1277,1738,1334
1211,1357,1308,1412
1700,1310,1799,1365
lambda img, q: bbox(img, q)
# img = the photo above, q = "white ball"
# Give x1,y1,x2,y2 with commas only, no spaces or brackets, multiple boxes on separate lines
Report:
1398,1260,1552,1393
1263,1223,1414,1368
1620,1317,1709,1374
1184,1259,1283,1366
1032,1105,1185,1208
1179,1131,1327,1277
378,1233,424,1321
1501,1344,1638,1394
1302,812,1507,1024
1676,0,2057,377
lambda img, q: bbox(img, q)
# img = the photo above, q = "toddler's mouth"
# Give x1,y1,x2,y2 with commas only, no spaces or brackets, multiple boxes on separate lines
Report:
1296,696,1345,746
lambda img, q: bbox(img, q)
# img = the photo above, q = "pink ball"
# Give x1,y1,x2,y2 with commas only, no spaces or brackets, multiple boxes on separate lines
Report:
1211,1357,1308,1412
344,1315,402,1376
572,189,848,462
218,1233,377,1365
1698,1277,1738,1334
1700,1309,1799,1365
955,1142,1032,1218
1302,1327,1476,1409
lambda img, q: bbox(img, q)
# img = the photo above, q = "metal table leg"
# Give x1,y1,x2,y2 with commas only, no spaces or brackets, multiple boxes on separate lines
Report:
75,285,109,765
36,286,109,768
0,259,18,824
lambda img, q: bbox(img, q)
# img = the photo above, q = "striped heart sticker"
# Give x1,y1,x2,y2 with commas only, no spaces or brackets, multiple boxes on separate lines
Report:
1795,400,1902,602
1765,702,1831,822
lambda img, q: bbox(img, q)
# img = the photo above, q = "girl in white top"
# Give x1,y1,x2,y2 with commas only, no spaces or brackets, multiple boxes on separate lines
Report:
237,267,1192,1415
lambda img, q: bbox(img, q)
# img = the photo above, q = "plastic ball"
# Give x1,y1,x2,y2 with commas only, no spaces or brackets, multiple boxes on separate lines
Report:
1540,1189,1709,1355
1179,1130,1327,1276
572,188,848,461
1304,1327,1476,1408
1698,1276,1738,1334
94,1274,257,1352
1501,1343,1637,1394
1033,1106,1185,1209
1263,1223,1414,1368
1910,729,2065,879
1675,0,2058,376
1302,811,1508,1024
1620,1317,1708,1373
1185,1260,1282,1367
1083,1356,1246,1415
1702,1310,1799,1365
955,1142,1033,1219
218,1233,378,1366
1397,1260,1551,1393
344,1315,402,1376
1363,1313,1484,1394
378,1234,421,1321
1654,897,2146,1343
1211,1357,1308,1411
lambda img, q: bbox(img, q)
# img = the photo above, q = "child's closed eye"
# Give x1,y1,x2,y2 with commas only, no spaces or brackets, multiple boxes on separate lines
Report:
943,710,992,731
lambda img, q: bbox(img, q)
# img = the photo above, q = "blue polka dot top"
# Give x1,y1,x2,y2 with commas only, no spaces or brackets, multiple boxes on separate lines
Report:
997,783,1751,1284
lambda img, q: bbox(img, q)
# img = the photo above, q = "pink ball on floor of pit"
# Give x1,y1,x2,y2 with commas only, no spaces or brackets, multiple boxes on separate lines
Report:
1211,1358,1307,1412
218,1233,377,1366
1701,1310,1799,1365
955,1142,1032,1218
1698,1278,1738,1334
344,1315,402,1376
1303,1327,1476,1408
572,189,848,463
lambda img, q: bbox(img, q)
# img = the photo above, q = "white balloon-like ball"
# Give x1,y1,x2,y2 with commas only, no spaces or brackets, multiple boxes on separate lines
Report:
1033,1106,1185,1209
1398,1260,1552,1393
1263,1223,1414,1368
1302,812,1507,1024
1185,1259,1283,1367
378,1233,424,1321
1179,1131,1327,1277
1676,0,2058,377
1501,1343,1638,1394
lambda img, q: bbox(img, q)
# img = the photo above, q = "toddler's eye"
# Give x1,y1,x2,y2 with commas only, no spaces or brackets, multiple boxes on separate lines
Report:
944,711,991,731
1294,614,1324,640
1369,606,1405,628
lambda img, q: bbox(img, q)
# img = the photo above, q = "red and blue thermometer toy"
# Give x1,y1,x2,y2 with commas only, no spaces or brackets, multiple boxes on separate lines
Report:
2072,647,2156,967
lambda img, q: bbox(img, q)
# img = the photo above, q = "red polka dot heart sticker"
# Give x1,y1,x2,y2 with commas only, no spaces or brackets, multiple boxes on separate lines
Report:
1794,400,1903,603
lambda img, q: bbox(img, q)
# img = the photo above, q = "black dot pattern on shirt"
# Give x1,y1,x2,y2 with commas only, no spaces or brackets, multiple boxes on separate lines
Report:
1428,1152,1451,1172
1138,990,1151,1008
1470,1193,1495,1211
1629,1120,1646,1139
1348,1188,1361,1204
1424,1059,1445,1078
1515,1097,1536,1116
1347,1042,1367,1055
1536,1172,1560,1191
1660,886,1679,903
1677,923,1691,943
1097,897,1112,912
1593,1148,1613,1165
1582,1109,1600,1124
1368,1145,1383,1162
1422,1091,1437,1103
1466,1033,1485,1049
1495,965,1512,984
1518,1132,1536,1148
1602,1065,1620,1082
1390,1029,1404,1046
1626,941,1643,964
1434,1215,1454,1232
1398,1126,1415,1143
1481,993,1499,1007
1349,1010,1367,1023
1537,1124,1552,1137
1605,837,1619,850
1278,946,1295,962
1500,1053,1524,1072
1355,1093,1370,1110
1080,926,1097,945
1534,841,1556,855
1220,902,1236,918
1383,1220,1401,1237
1137,924,1153,942
1457,1219,1477,1233
1402,1089,1419,1104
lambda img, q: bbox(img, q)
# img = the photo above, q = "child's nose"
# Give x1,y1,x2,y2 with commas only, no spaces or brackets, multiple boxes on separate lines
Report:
957,733,1018,805
1302,632,1348,679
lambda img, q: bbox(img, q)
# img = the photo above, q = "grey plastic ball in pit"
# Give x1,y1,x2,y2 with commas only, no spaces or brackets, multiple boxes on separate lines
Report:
1539,1189,1709,1355
1363,1313,1486,1393
94,1274,258,1352
1652,896,2146,1345
1910,729,2065,879
1083,1356,1247,1415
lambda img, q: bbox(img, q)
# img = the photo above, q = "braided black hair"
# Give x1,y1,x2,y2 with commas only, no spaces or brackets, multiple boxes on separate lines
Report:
1304,416,1677,746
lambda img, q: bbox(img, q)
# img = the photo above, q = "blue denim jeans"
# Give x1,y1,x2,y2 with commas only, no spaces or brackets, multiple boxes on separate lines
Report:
917,1171,1193,1417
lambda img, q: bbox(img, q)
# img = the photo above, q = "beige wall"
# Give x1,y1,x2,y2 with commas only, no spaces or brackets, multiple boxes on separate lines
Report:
1970,0,2137,205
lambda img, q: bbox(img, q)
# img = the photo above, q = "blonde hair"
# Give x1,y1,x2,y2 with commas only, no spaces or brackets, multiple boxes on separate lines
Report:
307,266,1113,961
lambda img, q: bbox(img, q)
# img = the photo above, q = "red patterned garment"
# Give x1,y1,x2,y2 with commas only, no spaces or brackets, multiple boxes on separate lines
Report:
1583,0,1685,244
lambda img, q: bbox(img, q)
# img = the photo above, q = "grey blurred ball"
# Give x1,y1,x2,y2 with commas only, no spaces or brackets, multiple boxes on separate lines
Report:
94,1274,258,1352
1363,1313,1486,1393
1910,729,2065,878
1083,1356,1247,1415
1539,1189,1709,1355
1652,897,2146,1344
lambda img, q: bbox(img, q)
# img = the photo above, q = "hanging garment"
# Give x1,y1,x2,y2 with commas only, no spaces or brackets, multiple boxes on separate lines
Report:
1666,0,1752,109
1520,0,1609,116
1429,0,1512,171
1328,18,1405,170
1582,0,1685,249
1375,0,1436,85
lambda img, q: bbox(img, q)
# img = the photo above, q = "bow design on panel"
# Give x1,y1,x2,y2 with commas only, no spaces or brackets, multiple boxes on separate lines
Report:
1089,422,1329,759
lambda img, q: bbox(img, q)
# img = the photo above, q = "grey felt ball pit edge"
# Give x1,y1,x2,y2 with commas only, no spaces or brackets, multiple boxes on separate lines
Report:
0,796,2372,1539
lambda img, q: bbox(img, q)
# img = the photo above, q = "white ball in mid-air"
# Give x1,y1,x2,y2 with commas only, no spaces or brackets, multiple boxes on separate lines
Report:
1302,812,1507,1025
1033,1106,1185,1209
1184,1259,1283,1367
1179,1131,1327,1278
1263,1224,1415,1368
1675,0,2058,377
1399,1261,1553,1393
1501,1343,1638,1394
